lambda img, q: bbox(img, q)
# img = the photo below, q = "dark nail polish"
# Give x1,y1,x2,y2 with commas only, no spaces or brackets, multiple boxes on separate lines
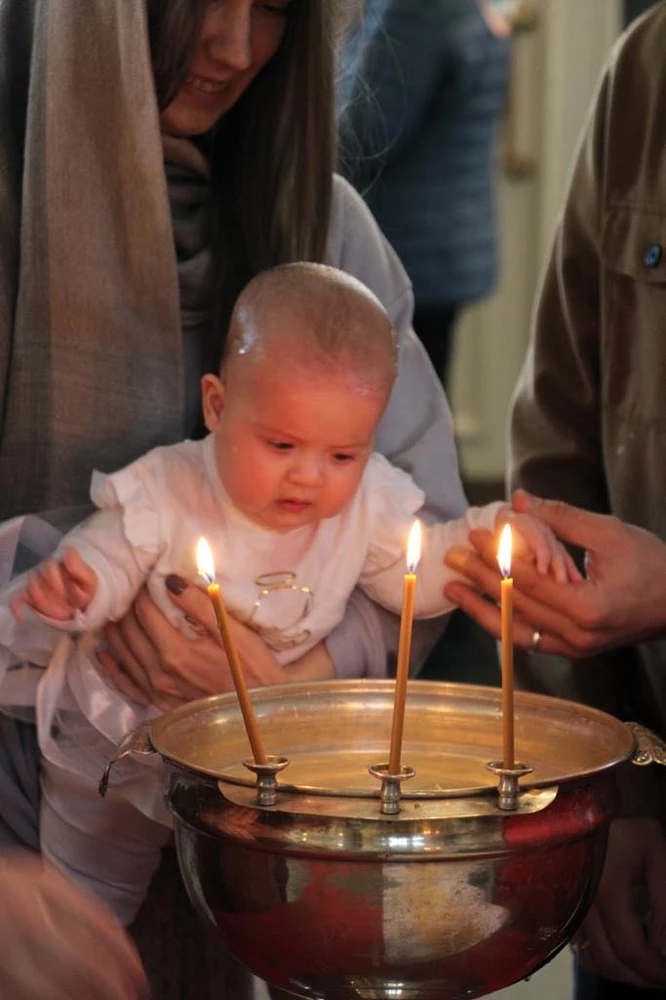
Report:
165,574,188,595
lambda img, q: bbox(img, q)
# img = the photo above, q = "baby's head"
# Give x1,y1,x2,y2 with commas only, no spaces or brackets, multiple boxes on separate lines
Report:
224,262,397,396
202,263,397,531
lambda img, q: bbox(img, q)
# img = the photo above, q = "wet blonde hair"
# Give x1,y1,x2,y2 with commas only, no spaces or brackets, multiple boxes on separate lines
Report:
224,262,397,395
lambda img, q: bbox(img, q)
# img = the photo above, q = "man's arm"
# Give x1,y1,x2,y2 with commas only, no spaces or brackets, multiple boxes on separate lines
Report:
508,68,610,512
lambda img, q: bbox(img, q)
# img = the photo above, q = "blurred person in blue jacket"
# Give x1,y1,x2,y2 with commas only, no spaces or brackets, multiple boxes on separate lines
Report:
339,0,510,386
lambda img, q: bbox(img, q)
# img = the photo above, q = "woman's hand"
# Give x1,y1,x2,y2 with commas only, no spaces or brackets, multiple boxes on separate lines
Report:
0,851,148,1000
442,491,666,658
99,576,336,711
100,577,286,711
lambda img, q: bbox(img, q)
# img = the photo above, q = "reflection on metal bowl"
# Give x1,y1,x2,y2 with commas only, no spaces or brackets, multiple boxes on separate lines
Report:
109,680,638,999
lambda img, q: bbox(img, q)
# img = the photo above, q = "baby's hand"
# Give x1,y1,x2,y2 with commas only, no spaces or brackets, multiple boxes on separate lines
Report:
502,510,583,584
10,548,98,621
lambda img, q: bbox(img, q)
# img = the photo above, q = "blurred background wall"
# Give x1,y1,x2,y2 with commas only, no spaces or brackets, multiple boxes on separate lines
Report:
449,0,625,498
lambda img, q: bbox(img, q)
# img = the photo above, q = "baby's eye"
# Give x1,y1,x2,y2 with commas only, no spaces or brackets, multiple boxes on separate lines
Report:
268,440,293,451
332,453,356,464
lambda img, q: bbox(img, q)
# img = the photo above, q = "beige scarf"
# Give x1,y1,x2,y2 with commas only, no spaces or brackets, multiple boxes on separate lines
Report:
0,0,185,519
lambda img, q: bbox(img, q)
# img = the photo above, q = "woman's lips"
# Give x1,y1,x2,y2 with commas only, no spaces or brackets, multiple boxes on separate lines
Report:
180,74,230,109
187,73,229,94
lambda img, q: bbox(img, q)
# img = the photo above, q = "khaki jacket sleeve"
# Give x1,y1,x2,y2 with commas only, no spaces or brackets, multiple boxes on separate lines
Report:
509,70,610,514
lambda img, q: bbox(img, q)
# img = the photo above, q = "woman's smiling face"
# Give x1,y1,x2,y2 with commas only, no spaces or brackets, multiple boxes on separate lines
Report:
160,0,293,137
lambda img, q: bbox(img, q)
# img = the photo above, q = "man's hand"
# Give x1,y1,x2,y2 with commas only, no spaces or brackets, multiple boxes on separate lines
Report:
443,491,666,658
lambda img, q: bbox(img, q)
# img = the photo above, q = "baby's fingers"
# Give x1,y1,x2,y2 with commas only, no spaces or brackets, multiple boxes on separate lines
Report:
507,516,551,575
67,581,92,610
549,543,571,584
61,549,97,608
529,528,552,576
9,590,29,619
566,550,584,583
23,576,54,616
62,548,95,587
24,564,72,619
40,559,69,601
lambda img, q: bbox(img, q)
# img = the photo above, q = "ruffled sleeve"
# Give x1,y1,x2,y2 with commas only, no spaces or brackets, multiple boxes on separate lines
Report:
61,452,168,629
89,464,162,561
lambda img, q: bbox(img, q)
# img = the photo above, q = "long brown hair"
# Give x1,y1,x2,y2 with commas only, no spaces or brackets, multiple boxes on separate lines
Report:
146,0,340,370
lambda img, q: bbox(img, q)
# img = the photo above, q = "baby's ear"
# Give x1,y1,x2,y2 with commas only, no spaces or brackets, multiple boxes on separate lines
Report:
201,374,226,431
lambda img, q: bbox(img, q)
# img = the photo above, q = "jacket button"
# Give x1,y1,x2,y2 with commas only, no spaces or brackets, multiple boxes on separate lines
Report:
643,243,662,268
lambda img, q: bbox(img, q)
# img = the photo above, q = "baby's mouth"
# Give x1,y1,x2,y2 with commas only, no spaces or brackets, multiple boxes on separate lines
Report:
278,498,312,510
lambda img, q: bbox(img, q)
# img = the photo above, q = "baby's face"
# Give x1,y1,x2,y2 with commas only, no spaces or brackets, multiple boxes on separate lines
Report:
204,358,387,532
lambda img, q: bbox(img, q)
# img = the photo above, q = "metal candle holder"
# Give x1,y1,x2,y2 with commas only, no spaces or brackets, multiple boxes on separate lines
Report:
243,755,291,807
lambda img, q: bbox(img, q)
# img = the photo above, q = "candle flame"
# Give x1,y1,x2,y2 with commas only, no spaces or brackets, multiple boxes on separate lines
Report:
196,536,215,585
497,523,512,579
406,520,422,574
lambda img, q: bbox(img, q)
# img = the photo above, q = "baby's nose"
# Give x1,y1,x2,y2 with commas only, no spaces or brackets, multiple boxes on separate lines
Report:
288,453,325,487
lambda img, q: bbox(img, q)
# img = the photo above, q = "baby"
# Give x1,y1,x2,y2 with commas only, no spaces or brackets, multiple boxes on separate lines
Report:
0,262,577,924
